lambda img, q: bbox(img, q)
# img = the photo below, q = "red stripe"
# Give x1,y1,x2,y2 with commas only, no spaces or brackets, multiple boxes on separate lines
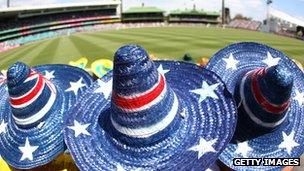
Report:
10,74,44,106
251,68,290,114
113,75,165,110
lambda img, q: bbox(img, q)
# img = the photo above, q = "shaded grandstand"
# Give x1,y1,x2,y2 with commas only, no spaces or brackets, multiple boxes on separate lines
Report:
168,7,220,24
0,2,122,42
122,6,165,23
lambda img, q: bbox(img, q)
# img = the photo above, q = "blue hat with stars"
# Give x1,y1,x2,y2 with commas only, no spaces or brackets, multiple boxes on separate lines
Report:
0,62,93,169
64,44,237,171
206,42,304,170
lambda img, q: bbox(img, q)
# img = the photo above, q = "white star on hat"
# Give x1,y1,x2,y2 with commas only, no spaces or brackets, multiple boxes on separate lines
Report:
0,120,7,134
116,164,125,171
157,64,170,75
262,52,280,67
294,90,304,106
65,77,86,96
18,137,39,161
94,78,113,99
278,131,299,155
188,138,217,159
190,82,220,103
44,70,55,80
235,141,253,158
222,53,239,70
68,120,91,137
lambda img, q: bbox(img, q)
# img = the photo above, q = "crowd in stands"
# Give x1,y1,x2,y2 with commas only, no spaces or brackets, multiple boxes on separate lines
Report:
228,19,261,31
0,42,19,52
10,16,296,54
276,30,297,38
0,9,117,32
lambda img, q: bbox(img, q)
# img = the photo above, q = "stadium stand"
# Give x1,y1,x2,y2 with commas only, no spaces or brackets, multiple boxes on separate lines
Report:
228,19,261,31
122,6,165,23
168,6,220,24
0,1,122,52
0,2,121,41
261,8,304,39
0,9,117,31
1,2,302,53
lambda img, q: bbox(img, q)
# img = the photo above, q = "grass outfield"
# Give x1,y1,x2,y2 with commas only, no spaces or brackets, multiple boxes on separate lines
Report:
0,26,304,69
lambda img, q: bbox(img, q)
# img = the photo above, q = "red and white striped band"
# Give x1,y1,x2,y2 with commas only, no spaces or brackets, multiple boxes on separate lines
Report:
112,74,167,112
10,70,57,126
251,68,290,114
240,71,287,128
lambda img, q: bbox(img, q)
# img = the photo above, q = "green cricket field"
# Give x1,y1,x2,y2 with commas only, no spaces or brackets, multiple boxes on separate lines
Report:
1,26,304,69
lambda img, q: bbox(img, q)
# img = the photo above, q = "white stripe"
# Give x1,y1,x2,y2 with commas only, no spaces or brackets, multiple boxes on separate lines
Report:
111,93,179,138
115,82,167,113
11,74,39,100
11,81,45,109
24,74,38,83
12,82,57,126
240,74,287,128
116,74,162,99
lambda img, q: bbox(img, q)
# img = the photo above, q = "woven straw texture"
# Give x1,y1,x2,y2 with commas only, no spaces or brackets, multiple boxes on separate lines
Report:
206,42,304,170
0,63,93,169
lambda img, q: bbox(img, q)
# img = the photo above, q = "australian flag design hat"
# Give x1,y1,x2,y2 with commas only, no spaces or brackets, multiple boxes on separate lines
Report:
64,44,237,171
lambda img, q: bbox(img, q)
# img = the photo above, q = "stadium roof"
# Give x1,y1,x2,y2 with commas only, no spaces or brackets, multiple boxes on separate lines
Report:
270,8,304,27
123,6,164,14
170,9,220,16
0,1,121,13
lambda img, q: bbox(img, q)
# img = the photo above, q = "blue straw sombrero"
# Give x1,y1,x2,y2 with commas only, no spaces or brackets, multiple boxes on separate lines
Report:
0,62,93,169
64,44,237,171
206,42,304,170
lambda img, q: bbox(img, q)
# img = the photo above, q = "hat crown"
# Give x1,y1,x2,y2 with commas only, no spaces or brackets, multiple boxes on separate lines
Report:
6,62,57,128
7,62,30,88
262,65,293,104
113,44,158,96
109,45,181,146
114,44,149,64
235,65,293,141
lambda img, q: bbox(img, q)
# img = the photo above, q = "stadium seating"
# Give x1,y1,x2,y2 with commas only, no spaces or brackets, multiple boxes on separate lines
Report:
168,9,220,24
0,9,117,32
228,19,261,31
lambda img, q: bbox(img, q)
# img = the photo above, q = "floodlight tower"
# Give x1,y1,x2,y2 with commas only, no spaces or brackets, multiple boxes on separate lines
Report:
266,0,273,32
191,0,196,10
7,0,10,7
222,0,225,24
120,0,123,18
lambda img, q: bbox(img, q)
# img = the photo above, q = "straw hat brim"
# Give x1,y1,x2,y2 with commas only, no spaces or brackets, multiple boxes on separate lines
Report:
64,61,237,170
0,64,93,169
206,42,304,170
